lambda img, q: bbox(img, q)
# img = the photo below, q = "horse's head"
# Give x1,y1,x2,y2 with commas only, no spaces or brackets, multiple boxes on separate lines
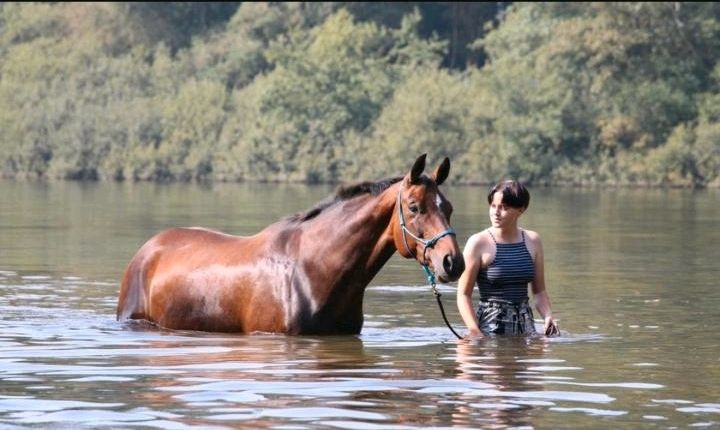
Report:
393,154,465,282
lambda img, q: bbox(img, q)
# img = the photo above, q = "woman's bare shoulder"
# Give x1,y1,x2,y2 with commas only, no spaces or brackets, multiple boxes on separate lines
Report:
523,228,542,242
465,230,493,253
467,229,493,244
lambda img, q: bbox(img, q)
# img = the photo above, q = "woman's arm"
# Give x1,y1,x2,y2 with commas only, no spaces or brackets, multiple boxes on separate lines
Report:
527,231,559,335
457,235,484,338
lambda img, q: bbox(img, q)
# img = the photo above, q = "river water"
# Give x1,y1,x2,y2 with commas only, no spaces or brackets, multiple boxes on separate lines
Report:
0,181,718,429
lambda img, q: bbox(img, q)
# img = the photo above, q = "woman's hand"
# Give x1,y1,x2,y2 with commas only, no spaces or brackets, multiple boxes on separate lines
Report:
462,328,484,341
543,316,560,336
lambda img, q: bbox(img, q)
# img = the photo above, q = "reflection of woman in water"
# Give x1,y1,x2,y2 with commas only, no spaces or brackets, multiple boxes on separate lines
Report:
456,180,559,338
452,338,546,427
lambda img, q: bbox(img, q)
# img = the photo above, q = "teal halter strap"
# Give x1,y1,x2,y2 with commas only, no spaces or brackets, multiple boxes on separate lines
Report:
396,189,463,339
396,190,456,261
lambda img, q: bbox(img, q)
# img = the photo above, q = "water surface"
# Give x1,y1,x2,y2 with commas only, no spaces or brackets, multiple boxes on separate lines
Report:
1,181,718,428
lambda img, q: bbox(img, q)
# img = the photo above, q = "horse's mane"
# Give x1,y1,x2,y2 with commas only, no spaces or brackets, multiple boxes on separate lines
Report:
287,176,403,223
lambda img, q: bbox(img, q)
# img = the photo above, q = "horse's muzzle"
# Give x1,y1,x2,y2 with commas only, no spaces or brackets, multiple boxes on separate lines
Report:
436,253,465,282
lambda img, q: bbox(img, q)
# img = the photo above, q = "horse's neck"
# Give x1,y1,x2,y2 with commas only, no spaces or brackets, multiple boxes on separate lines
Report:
299,188,398,292
260,187,399,332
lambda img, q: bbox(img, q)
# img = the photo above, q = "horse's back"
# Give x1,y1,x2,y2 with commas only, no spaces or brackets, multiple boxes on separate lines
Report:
116,227,247,324
117,226,297,332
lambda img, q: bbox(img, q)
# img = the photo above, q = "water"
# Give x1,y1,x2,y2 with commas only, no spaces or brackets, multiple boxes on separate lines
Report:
1,181,718,429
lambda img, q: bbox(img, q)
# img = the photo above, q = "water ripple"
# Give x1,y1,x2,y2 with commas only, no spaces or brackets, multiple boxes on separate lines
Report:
0,272,717,428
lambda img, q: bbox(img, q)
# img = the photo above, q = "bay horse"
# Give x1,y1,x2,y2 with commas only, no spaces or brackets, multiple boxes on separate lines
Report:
116,154,465,334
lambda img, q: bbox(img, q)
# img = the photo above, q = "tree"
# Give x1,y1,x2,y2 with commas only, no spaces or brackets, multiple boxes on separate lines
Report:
233,9,445,182
475,2,720,185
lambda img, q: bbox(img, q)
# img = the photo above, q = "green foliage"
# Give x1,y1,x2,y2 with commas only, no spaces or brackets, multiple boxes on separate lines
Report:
355,69,470,179
116,3,239,53
0,3,63,46
149,79,228,181
475,2,720,186
0,2,718,187
651,83,720,187
233,8,445,183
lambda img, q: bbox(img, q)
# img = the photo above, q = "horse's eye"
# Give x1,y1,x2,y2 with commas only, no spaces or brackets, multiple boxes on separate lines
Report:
409,204,419,214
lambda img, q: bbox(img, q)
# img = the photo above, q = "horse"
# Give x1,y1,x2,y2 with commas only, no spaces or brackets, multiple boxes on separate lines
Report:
116,154,465,334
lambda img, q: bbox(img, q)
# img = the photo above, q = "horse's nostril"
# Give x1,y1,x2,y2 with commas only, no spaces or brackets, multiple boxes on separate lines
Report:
443,254,465,277
443,254,454,274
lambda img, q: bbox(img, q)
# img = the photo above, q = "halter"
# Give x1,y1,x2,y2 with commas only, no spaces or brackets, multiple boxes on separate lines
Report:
396,188,462,339
396,189,456,264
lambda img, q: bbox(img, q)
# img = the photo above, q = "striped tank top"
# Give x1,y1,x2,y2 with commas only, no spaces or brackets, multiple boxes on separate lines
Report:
476,229,535,304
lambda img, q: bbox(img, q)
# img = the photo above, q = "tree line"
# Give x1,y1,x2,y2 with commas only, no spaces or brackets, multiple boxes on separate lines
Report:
0,2,718,186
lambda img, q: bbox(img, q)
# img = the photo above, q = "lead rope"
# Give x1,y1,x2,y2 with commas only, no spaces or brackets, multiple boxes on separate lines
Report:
422,264,463,340
396,190,463,340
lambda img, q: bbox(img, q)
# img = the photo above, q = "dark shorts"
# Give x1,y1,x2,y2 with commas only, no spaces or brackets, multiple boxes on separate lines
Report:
476,299,536,336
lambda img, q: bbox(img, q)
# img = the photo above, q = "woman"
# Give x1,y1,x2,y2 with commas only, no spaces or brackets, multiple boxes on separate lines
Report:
457,180,559,338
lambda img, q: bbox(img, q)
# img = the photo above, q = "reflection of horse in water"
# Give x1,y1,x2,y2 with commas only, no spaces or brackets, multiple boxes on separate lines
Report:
131,334,373,373
117,155,464,334
127,334,380,412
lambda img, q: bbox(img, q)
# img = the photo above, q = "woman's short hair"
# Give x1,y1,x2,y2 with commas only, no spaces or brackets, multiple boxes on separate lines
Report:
487,180,530,209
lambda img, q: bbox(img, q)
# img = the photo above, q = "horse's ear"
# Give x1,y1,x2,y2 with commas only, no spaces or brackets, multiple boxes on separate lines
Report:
407,154,427,184
432,157,451,186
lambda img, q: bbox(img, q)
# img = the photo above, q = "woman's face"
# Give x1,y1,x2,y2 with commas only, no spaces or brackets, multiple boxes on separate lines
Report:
488,191,524,229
